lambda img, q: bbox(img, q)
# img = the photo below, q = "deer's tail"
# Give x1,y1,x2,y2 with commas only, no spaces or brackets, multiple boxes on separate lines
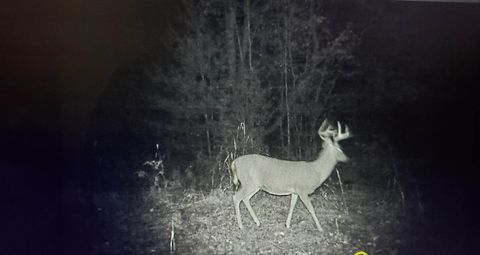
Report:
231,160,239,186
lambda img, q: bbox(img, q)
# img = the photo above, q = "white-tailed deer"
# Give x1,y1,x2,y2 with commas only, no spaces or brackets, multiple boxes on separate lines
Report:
231,119,352,231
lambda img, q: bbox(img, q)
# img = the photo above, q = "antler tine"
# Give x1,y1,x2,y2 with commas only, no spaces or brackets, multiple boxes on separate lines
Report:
318,119,336,139
334,122,352,141
319,119,329,132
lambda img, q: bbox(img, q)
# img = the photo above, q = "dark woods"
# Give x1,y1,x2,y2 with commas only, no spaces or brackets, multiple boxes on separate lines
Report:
89,0,419,191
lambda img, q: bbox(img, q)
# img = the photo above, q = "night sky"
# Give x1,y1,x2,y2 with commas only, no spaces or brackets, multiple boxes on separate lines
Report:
2,0,479,253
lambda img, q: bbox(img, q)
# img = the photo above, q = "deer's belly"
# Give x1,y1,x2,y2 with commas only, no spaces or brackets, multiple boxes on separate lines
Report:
260,184,295,196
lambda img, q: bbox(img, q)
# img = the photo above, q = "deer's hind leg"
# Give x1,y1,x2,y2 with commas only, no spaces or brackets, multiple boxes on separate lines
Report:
243,187,260,226
233,185,260,229
233,186,245,229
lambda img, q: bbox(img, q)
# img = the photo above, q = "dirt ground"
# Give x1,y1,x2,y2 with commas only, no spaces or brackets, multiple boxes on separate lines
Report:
88,180,410,254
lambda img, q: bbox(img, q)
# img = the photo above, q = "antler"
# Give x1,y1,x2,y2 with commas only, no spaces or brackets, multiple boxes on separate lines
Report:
318,119,337,140
334,121,352,141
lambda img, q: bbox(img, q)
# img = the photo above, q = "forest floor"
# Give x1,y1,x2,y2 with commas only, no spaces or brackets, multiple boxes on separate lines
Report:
84,156,427,255
89,186,407,255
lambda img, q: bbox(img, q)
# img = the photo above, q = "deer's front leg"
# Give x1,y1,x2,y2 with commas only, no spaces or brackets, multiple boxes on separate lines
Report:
286,193,298,228
299,193,323,232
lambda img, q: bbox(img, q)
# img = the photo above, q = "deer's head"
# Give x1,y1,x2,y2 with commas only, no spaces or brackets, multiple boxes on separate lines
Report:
318,119,352,162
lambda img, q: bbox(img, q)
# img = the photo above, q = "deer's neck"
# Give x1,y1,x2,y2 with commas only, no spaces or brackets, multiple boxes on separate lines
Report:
313,147,338,179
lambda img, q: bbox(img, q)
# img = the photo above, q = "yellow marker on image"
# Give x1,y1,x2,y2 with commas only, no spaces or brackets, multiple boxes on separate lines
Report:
354,251,368,255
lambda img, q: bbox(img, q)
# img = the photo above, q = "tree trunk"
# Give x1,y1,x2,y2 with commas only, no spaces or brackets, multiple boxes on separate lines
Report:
283,4,291,158
225,0,236,80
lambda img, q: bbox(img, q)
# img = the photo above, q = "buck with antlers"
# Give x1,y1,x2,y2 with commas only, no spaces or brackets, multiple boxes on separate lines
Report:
231,119,352,231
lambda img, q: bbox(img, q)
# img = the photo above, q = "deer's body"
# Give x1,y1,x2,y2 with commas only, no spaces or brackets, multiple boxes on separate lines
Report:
233,152,337,195
232,120,352,231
